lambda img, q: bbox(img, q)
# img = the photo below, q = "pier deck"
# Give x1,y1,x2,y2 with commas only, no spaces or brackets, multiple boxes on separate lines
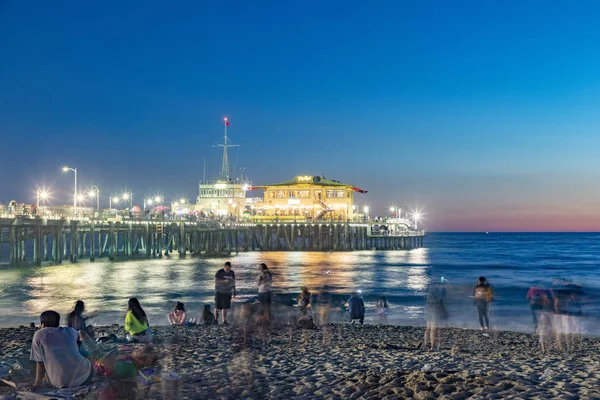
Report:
0,217,425,266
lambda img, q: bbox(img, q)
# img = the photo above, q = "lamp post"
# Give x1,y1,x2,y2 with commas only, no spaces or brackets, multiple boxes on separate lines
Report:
122,192,132,209
62,166,77,215
412,211,422,230
363,206,369,220
36,188,49,216
110,196,120,209
144,198,154,211
88,186,100,215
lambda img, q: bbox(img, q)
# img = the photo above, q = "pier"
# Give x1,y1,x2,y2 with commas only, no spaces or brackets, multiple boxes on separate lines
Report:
0,217,425,266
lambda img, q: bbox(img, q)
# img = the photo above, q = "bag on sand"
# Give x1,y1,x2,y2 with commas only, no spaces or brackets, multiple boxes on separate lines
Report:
297,315,315,330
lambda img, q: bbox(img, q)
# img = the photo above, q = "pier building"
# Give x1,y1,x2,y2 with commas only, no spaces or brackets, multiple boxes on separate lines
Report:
252,175,367,222
191,117,251,220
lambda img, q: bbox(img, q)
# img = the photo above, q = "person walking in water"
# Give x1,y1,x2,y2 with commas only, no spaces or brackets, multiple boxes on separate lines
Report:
214,262,236,325
473,276,493,330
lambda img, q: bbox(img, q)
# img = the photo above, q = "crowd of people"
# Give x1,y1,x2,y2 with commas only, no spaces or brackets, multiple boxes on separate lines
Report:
28,263,587,391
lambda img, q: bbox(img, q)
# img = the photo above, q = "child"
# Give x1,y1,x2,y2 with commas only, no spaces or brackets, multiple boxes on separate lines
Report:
167,302,196,325
376,296,389,324
537,312,553,353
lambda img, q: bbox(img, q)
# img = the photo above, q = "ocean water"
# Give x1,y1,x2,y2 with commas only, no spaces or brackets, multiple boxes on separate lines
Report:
0,233,599,333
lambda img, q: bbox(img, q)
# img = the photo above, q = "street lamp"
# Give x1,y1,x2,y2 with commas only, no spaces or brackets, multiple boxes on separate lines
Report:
61,166,77,213
363,206,369,219
121,192,132,209
36,188,49,208
412,210,422,230
88,186,100,214
144,198,154,211
154,196,162,204
110,196,120,209
76,193,86,204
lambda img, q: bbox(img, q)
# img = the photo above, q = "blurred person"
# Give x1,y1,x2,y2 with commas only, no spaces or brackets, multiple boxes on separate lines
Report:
297,287,311,316
347,292,365,325
67,300,96,339
125,298,152,343
527,287,551,330
473,276,493,330
167,301,196,325
376,296,389,324
214,262,236,325
257,263,273,317
536,312,553,353
31,311,92,389
424,280,447,351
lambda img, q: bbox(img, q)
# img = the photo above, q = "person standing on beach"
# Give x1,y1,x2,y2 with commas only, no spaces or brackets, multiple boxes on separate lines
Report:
526,286,550,329
257,263,273,318
297,287,311,316
424,280,447,350
473,276,493,330
214,262,236,325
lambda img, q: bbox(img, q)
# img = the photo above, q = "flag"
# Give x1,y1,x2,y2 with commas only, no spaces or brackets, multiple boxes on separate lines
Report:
225,121,231,126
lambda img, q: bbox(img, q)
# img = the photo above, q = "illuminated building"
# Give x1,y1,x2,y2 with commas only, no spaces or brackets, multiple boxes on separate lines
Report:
253,175,367,222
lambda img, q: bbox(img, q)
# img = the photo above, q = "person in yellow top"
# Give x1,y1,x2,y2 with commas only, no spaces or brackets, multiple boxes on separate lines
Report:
473,276,494,330
125,298,152,343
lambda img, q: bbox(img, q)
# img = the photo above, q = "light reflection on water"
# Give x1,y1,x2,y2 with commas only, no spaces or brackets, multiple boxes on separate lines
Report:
0,250,430,327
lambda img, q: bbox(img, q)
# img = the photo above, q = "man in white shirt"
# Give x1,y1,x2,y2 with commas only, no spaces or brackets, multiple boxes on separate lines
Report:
30,310,92,389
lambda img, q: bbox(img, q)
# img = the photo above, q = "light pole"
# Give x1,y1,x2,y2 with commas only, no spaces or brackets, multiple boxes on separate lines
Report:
88,186,100,215
62,166,77,214
144,198,154,211
412,211,422,230
36,188,49,216
122,192,132,209
110,196,120,209
363,206,369,220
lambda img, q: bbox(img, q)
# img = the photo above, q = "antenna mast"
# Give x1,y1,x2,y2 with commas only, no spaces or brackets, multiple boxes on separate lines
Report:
213,117,239,181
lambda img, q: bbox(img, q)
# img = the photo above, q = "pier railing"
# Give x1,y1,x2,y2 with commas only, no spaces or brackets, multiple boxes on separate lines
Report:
0,217,425,265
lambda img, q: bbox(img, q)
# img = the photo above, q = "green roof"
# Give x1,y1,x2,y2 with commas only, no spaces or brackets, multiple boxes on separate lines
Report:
267,176,352,187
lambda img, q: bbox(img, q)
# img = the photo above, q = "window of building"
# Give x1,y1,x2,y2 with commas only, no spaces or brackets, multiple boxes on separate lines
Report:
269,191,275,199
326,189,346,198
315,190,323,200
276,190,287,199
290,190,310,198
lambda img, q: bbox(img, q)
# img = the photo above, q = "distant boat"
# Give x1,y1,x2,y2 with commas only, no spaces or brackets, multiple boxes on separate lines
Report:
485,232,489,234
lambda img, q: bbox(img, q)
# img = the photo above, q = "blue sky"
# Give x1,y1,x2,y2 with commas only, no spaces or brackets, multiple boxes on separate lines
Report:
2,1,600,231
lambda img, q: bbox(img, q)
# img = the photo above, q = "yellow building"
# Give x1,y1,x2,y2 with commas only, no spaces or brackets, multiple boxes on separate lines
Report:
254,175,367,222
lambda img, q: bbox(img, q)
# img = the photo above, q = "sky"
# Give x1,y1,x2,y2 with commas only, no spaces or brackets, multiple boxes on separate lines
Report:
1,1,600,232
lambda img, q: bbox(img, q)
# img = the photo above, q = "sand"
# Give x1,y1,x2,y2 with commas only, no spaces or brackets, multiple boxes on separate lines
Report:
1,323,600,399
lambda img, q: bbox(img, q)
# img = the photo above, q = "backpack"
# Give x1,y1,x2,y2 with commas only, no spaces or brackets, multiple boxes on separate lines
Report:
475,285,492,301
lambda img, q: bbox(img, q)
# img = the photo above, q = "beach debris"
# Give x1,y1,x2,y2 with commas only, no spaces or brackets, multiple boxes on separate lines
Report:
421,364,432,372
539,368,555,380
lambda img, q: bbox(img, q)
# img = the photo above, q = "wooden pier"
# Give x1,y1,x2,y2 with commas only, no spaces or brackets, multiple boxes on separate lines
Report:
0,218,425,266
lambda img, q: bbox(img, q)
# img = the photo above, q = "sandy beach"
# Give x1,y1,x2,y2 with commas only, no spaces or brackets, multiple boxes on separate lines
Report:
1,322,600,399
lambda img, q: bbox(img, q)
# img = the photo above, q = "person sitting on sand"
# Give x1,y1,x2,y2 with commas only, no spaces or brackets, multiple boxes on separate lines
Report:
125,298,152,343
473,276,493,330
377,296,389,325
202,304,215,325
347,292,366,325
167,301,196,325
30,310,92,389
297,287,311,316
68,300,96,339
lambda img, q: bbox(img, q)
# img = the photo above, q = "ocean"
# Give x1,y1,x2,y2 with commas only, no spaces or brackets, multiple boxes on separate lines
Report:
1,233,599,332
